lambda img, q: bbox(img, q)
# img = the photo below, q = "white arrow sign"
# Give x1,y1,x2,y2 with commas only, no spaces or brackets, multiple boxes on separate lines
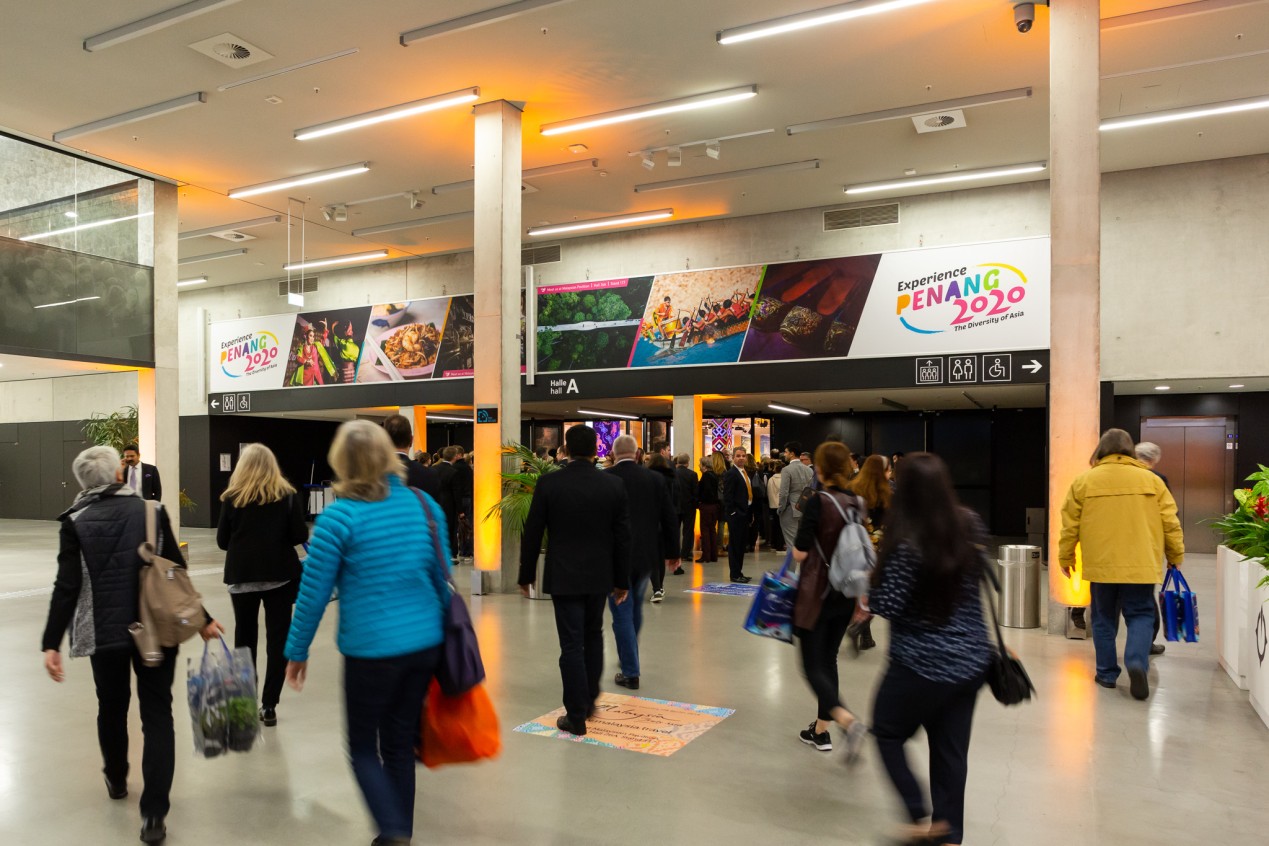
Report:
210,400,219,408
1022,359,1043,374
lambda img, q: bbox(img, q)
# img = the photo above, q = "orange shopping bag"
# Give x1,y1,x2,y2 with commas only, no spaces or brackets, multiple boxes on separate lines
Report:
418,679,501,769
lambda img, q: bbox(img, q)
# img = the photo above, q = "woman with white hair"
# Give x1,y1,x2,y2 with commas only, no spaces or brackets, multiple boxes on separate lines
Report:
284,420,451,846
42,445,222,844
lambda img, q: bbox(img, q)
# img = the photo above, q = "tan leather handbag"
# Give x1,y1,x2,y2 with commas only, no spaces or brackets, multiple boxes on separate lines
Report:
130,500,207,666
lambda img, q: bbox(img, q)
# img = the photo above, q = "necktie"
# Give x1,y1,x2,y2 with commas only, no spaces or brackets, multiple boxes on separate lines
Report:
740,468,752,504
131,466,139,491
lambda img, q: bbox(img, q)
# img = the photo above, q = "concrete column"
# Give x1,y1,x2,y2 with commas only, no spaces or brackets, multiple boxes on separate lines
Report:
472,100,523,592
138,180,181,527
1047,0,1099,632
672,395,702,467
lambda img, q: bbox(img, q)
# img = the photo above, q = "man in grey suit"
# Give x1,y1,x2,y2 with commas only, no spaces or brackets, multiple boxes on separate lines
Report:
777,440,814,550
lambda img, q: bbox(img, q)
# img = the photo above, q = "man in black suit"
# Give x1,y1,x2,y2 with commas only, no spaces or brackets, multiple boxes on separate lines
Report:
519,425,631,737
451,446,475,557
121,443,161,501
382,415,440,501
722,445,753,583
674,453,699,564
605,435,678,690
434,446,459,560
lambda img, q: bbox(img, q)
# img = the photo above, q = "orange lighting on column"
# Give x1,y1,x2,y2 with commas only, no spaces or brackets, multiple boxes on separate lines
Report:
472,425,502,572
1051,518,1092,607
412,407,427,454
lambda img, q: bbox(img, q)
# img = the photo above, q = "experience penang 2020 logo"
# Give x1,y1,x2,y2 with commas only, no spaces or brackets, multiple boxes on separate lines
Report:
220,330,281,378
895,263,1028,335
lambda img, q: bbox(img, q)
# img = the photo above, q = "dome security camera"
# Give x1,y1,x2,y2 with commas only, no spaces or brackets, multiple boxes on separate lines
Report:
1013,1,1046,34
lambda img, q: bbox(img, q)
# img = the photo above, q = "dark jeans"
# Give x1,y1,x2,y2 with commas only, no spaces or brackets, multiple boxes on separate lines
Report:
552,593,608,721
1090,582,1155,682
609,575,649,678
89,645,177,818
230,582,296,709
698,504,719,561
872,662,982,845
679,509,697,559
343,647,441,840
796,591,856,720
726,509,749,579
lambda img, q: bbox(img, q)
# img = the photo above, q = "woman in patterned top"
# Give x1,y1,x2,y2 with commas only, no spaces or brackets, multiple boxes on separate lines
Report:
868,452,992,846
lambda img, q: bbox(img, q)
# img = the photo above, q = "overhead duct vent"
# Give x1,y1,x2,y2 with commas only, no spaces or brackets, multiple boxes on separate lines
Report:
278,278,319,296
823,203,899,231
912,108,967,133
209,230,256,242
189,33,275,68
521,244,562,265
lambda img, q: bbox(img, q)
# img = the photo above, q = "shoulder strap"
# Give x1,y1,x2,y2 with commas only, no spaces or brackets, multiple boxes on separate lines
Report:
979,559,1008,652
145,498,157,549
409,488,453,587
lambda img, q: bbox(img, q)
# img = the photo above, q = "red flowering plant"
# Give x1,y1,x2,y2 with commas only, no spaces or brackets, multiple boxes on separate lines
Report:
1213,465,1269,587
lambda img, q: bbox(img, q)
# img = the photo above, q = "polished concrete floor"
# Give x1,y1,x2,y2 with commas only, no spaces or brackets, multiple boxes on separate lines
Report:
3,518,1267,845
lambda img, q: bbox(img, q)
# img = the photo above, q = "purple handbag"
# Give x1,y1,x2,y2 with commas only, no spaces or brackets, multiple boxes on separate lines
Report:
411,489,486,696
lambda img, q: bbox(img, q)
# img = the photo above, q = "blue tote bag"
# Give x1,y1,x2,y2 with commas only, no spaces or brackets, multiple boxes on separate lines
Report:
1159,567,1199,643
743,560,798,644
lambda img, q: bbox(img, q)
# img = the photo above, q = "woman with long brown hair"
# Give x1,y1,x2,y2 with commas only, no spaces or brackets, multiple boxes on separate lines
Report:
696,455,721,562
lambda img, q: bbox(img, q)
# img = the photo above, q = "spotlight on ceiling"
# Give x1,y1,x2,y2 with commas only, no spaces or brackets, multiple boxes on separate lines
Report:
408,191,423,209
641,151,655,170
667,146,682,167
705,141,721,160
332,204,348,223
321,206,334,222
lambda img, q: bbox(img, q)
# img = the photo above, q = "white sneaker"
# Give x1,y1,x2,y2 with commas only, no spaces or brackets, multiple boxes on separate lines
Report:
651,589,665,603
842,719,869,763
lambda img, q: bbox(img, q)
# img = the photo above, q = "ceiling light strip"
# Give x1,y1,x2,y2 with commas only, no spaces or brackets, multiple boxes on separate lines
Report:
428,414,475,423
217,48,359,91
283,250,390,271
768,402,811,416
228,162,370,199
527,209,673,237
1099,94,1269,130
540,85,758,136
401,0,577,45
19,211,154,241
432,158,598,195
787,87,1032,136
178,248,247,265
352,211,474,237
718,0,937,45
53,93,207,142
845,163,1047,195
577,408,640,421
634,159,820,193
33,296,101,310
294,87,480,140
83,0,243,51
177,277,208,287
179,215,281,240
1101,0,1266,30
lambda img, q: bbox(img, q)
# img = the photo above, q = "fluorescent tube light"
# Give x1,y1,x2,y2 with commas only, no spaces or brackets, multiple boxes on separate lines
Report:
428,414,475,423
1230,384,1246,389
635,159,820,193
229,163,370,199
768,402,811,416
179,248,247,265
787,87,1032,135
179,215,281,240
83,0,243,51
294,87,480,140
53,93,206,142
19,211,154,241
578,408,641,421
283,250,389,271
1100,94,1269,131
217,48,358,91
352,211,473,237
177,277,208,287
401,0,576,45
432,158,598,195
540,86,758,136
718,0,936,45
845,163,1047,195
1154,385,1171,391
527,209,674,237
33,296,101,309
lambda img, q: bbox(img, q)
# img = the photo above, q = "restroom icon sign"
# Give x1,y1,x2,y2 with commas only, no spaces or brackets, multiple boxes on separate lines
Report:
949,355,977,384
982,354,1013,383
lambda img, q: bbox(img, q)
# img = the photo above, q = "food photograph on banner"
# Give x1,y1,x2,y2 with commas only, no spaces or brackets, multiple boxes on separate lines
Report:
282,307,370,387
535,277,655,373
630,266,762,368
434,294,475,378
738,254,882,363
357,298,451,383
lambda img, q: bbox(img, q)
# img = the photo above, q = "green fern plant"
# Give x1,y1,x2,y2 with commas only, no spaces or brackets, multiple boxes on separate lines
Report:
82,405,138,453
483,442,560,541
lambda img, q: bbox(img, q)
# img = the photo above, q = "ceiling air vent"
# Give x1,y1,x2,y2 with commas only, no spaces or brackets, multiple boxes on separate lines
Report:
189,33,275,69
278,278,319,296
210,230,256,242
522,244,562,265
823,204,899,232
912,108,967,134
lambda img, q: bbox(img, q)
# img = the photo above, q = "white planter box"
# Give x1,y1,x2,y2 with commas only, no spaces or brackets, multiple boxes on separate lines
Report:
1216,545,1253,690
1247,567,1269,730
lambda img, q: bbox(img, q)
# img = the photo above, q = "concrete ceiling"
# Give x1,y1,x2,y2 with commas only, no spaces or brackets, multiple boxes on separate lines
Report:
0,353,138,382
2,1,1268,290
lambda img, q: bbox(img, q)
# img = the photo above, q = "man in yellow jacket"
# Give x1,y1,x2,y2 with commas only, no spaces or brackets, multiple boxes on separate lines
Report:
1059,429,1185,701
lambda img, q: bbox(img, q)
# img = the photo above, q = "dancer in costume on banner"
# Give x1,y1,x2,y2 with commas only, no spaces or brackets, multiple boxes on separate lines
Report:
290,326,335,386
329,320,361,383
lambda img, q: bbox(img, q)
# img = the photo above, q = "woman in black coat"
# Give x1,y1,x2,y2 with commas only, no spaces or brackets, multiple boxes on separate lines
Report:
696,456,722,563
217,443,308,726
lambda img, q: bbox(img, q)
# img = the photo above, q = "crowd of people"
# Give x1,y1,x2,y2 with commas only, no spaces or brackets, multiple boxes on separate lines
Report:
38,418,1184,846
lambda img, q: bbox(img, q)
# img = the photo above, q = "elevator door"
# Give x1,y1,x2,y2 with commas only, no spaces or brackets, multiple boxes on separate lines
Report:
1140,417,1235,554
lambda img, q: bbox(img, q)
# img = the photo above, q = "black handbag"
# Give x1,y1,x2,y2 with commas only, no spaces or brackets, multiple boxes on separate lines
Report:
411,489,486,696
981,562,1036,706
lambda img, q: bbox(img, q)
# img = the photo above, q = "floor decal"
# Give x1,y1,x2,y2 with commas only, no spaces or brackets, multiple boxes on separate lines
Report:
684,582,759,597
514,692,734,756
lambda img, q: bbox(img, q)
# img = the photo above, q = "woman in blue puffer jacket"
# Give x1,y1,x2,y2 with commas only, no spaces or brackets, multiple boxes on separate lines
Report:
284,420,450,846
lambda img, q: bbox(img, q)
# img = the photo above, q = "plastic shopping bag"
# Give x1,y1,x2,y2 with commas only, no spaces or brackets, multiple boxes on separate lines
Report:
1160,567,1199,643
187,638,260,757
418,679,501,769
743,560,798,644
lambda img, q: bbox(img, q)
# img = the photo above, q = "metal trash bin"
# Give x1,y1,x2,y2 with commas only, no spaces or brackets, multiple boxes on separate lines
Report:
997,544,1041,628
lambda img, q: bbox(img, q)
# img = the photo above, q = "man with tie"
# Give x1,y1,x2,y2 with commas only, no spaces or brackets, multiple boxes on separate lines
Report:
121,443,162,501
722,445,753,584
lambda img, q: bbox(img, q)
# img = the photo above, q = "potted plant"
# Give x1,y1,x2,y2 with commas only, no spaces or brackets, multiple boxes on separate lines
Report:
82,405,197,512
1213,465,1269,582
225,695,259,752
483,442,560,541
1212,465,1269,723
199,703,227,758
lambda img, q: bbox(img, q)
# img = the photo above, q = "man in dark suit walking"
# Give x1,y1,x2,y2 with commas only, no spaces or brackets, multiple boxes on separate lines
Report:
382,415,440,500
434,446,459,561
722,445,753,583
605,435,677,690
519,425,631,737
674,453,699,563
451,446,475,557
121,443,161,501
